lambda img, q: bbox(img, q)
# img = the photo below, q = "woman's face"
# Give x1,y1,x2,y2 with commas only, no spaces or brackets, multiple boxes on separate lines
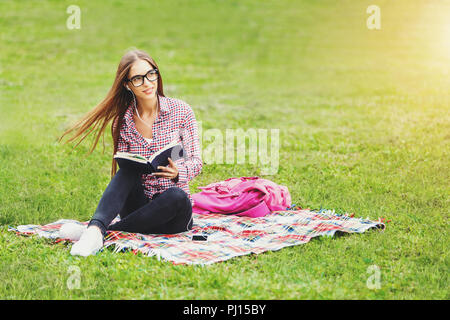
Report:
126,59,158,100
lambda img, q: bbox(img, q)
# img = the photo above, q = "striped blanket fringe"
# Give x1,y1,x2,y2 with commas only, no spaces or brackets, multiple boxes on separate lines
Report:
8,206,387,265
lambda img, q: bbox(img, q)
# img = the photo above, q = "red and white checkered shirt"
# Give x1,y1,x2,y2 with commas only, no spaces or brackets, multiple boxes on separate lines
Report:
114,95,202,205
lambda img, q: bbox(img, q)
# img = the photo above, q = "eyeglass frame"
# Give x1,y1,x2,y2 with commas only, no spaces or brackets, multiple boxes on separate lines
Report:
126,68,159,87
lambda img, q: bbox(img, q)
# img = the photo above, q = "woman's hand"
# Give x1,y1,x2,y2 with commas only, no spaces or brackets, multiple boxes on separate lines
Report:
152,157,179,182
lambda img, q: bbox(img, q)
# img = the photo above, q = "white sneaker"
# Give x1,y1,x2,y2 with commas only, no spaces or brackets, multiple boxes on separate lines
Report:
70,226,104,257
59,223,87,241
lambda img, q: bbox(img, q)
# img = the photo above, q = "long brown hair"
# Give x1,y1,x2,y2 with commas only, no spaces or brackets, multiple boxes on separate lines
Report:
58,48,165,177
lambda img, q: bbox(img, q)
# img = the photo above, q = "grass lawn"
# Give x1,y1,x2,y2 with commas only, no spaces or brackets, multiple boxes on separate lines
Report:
0,0,448,299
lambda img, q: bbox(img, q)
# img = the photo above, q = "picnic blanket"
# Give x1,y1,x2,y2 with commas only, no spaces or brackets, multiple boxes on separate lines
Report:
8,208,386,265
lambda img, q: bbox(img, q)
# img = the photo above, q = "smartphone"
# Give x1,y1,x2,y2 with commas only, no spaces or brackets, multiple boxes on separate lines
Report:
191,234,208,241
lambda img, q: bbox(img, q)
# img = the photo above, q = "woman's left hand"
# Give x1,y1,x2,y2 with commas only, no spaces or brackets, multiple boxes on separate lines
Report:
152,157,179,181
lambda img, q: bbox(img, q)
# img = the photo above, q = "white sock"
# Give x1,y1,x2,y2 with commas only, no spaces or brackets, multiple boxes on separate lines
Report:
70,226,104,257
59,223,87,241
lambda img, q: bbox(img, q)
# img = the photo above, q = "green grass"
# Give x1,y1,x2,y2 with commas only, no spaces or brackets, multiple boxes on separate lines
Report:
0,0,449,299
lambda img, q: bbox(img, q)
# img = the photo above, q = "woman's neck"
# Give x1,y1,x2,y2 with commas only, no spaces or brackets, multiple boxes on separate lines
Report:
136,95,158,118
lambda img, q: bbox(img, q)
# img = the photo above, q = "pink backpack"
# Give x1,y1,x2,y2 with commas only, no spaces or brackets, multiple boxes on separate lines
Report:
192,176,291,218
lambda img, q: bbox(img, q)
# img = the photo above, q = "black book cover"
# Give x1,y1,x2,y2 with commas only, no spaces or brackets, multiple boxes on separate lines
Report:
114,141,184,174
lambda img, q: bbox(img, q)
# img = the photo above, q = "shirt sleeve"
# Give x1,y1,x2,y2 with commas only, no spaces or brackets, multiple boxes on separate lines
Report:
113,117,128,153
174,105,202,185
117,133,128,152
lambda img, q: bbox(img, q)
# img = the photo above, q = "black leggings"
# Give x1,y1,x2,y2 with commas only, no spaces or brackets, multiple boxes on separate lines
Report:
88,167,193,236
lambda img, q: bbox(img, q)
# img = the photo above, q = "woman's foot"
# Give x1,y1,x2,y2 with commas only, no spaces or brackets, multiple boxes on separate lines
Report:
70,226,104,257
59,223,87,241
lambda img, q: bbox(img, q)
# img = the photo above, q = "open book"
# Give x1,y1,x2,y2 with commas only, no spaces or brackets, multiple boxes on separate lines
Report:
114,140,185,174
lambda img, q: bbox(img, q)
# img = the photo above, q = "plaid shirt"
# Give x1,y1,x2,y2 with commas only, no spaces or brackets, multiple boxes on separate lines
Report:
114,95,202,205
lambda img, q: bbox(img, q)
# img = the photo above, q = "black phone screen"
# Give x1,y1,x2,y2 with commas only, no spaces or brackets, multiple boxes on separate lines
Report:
192,235,208,241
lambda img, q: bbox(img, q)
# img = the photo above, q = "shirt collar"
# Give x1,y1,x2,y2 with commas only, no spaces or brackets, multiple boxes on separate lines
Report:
124,94,168,127
158,95,169,115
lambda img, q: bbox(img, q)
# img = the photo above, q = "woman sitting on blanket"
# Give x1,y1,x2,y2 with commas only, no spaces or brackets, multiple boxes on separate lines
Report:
59,48,203,256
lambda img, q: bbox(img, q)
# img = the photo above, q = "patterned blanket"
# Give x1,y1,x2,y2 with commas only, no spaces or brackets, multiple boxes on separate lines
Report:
8,208,386,265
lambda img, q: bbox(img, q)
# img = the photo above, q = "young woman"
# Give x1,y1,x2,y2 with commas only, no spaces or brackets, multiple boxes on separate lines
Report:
58,49,203,256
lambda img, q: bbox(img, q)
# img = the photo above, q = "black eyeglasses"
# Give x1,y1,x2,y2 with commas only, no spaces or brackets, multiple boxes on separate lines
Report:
127,68,159,87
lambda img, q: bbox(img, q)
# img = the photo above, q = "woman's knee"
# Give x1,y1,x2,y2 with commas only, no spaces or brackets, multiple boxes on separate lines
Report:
162,188,192,233
164,187,189,203
163,188,192,218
